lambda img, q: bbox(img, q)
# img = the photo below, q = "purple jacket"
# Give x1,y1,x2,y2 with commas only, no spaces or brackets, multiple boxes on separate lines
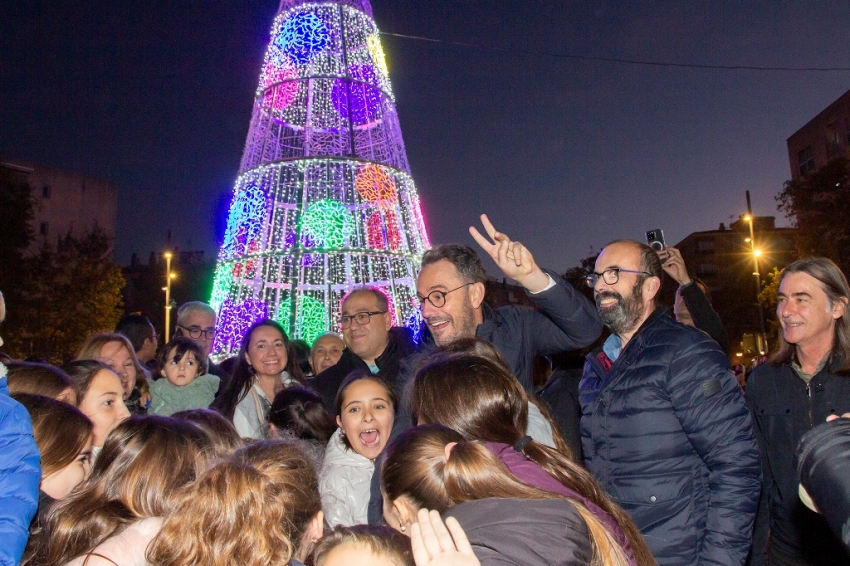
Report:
486,442,636,566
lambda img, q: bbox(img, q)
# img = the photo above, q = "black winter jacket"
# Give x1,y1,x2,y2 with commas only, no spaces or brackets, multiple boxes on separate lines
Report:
746,358,850,565
309,327,416,415
580,309,761,566
445,498,593,565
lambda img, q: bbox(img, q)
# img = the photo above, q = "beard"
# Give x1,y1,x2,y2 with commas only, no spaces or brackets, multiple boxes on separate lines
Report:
595,280,646,336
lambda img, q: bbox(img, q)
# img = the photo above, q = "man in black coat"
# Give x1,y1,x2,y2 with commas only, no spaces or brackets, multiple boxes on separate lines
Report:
310,288,416,415
746,257,850,566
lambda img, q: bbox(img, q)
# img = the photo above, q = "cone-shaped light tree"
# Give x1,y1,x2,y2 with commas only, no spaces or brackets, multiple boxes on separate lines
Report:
210,0,430,356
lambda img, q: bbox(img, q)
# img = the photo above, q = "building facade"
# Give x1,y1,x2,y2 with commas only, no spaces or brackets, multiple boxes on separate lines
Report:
1,159,118,253
675,216,796,360
787,88,850,179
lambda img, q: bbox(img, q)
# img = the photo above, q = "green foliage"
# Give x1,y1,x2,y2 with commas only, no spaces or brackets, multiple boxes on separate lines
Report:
777,157,850,271
4,228,125,362
758,267,782,347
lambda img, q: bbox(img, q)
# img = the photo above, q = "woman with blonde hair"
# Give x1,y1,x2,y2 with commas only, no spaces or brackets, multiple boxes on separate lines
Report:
76,332,150,414
23,415,214,566
410,353,654,566
383,424,634,566
148,439,324,566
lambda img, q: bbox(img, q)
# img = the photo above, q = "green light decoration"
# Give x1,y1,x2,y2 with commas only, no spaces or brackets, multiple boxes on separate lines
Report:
277,296,328,344
209,265,233,313
301,199,353,248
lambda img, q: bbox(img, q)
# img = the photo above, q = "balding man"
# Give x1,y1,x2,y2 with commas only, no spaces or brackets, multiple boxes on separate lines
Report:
580,239,760,565
311,288,416,414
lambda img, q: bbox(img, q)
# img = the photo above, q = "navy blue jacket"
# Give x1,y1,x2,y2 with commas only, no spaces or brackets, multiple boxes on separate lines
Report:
580,309,760,566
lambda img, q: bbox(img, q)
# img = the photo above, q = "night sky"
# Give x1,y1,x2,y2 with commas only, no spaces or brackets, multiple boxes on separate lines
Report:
3,1,850,276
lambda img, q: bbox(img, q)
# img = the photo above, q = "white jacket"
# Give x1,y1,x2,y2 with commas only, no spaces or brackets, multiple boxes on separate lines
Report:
319,428,374,527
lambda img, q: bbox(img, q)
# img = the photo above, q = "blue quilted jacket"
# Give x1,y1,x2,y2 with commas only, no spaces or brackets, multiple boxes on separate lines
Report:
0,373,41,566
580,309,760,566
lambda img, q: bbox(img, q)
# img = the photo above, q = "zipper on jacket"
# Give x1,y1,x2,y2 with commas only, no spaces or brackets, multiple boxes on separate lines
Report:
807,383,813,428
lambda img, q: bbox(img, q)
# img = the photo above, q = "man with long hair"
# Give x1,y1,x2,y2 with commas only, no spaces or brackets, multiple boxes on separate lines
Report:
746,257,850,565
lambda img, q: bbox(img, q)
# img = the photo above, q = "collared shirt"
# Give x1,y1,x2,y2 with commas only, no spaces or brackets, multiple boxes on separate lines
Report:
602,332,623,362
791,355,830,385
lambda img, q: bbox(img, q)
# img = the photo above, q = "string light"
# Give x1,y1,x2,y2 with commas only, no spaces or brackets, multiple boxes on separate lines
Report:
211,1,430,357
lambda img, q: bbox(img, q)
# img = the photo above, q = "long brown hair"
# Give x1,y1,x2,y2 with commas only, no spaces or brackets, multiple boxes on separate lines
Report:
148,439,321,566
313,525,413,566
768,257,850,370
24,416,213,566
13,393,92,478
6,362,77,403
410,353,655,566
382,424,629,566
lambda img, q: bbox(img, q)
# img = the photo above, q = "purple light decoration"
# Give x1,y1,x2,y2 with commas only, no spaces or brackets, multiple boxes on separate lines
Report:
332,64,382,123
260,52,299,112
274,12,330,65
212,297,270,354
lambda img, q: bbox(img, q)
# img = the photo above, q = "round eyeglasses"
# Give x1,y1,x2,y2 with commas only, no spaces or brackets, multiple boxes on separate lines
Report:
585,268,651,287
417,282,473,309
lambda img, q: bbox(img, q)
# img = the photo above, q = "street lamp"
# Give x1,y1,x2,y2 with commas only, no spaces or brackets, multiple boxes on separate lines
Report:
164,252,176,340
744,191,768,355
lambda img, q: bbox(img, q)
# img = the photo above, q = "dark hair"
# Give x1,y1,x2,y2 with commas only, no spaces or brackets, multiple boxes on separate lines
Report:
313,524,413,566
25,416,213,566
334,370,397,451
342,287,390,312
410,353,655,566
114,314,155,353
13,393,93,478
769,257,850,370
421,244,487,284
171,408,243,454
211,319,304,421
6,362,77,402
381,424,628,566
157,336,207,379
290,339,312,375
61,359,115,405
268,386,336,445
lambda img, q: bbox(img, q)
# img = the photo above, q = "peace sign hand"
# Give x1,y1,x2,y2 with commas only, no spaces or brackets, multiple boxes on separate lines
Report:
469,214,550,293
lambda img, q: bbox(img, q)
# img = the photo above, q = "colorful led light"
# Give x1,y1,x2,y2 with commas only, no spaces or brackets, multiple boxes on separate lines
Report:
211,2,430,359
274,12,330,64
301,199,353,249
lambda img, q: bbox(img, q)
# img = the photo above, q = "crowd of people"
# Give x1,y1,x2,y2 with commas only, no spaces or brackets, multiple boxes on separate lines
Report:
2,213,850,566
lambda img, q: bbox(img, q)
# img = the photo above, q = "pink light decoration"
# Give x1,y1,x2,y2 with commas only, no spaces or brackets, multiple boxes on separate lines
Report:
260,52,299,113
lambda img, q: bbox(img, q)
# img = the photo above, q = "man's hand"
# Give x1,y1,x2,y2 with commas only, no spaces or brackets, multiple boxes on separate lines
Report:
410,508,481,566
657,247,691,286
469,214,549,293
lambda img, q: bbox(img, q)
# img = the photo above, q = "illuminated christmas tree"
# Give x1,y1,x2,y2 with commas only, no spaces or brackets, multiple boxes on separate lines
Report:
210,0,430,356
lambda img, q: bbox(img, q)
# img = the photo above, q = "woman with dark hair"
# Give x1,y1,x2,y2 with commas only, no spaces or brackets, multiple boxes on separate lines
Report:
211,319,304,439
410,353,654,566
62,360,131,455
320,371,396,527
148,439,324,566
6,362,78,404
23,415,214,566
267,386,336,462
382,424,632,566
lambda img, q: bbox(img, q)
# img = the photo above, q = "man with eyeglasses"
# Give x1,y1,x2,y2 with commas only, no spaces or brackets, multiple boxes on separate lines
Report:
174,301,231,390
579,239,760,566
310,288,416,414
412,214,603,392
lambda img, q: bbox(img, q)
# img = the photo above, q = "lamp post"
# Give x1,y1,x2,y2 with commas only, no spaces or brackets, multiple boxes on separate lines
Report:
744,190,768,355
163,252,176,340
